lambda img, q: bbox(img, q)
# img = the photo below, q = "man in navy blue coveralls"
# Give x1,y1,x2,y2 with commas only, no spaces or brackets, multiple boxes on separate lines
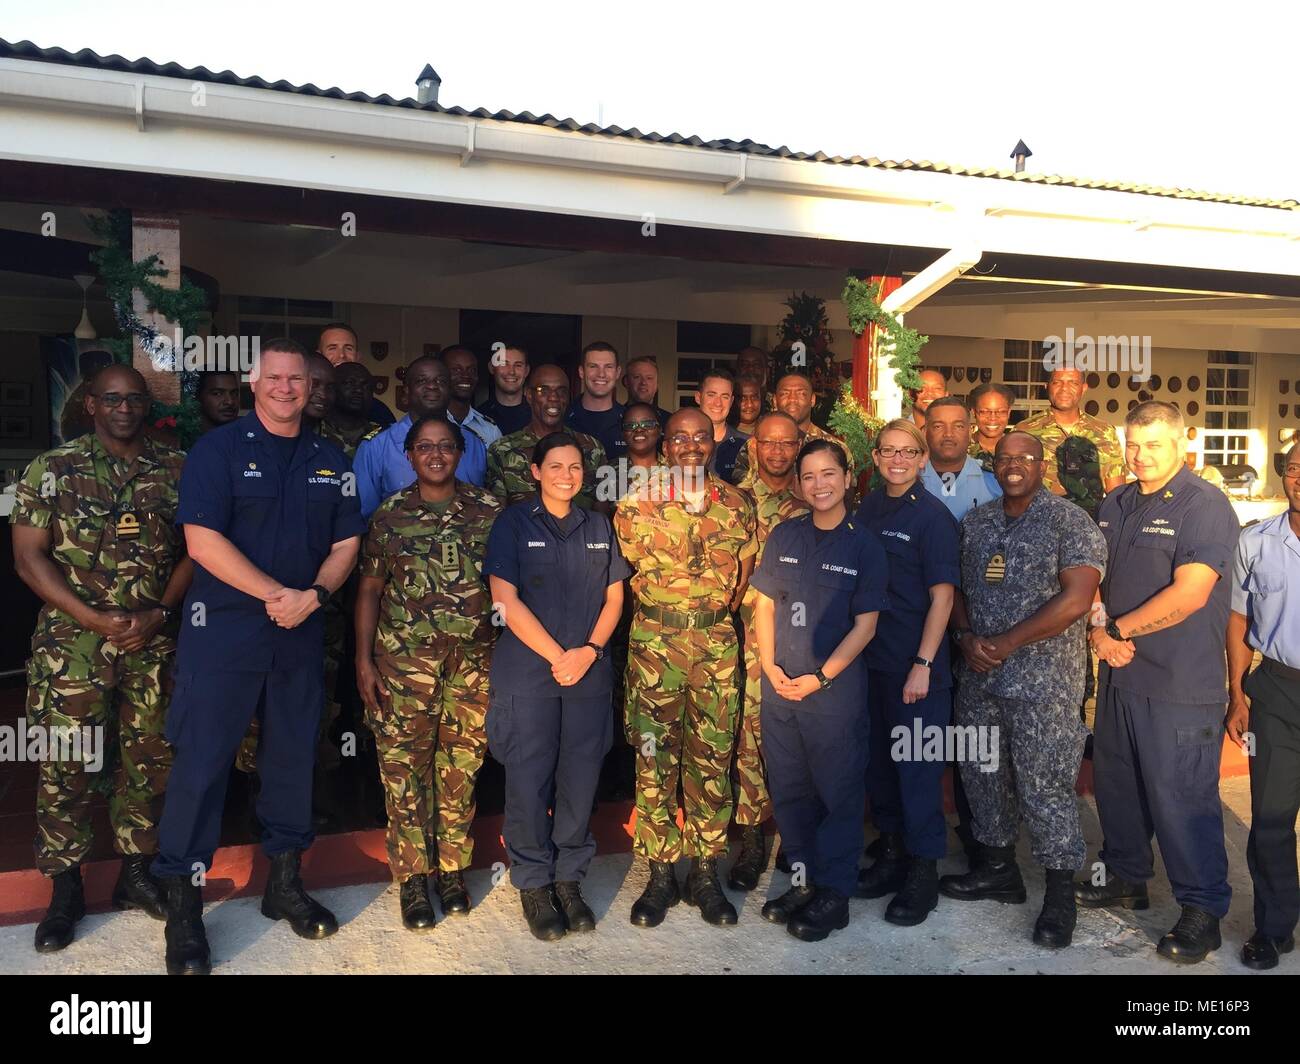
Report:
152,340,365,975
1078,401,1239,965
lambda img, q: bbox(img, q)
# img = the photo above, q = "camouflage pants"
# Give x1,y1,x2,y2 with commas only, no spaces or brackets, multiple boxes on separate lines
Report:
368,645,490,880
955,682,1087,870
25,635,173,876
626,614,739,861
733,605,772,826
236,591,346,774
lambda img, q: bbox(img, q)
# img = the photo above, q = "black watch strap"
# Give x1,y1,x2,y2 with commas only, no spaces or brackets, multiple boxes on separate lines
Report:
814,667,832,689
311,584,330,606
585,642,605,660
1105,618,1123,641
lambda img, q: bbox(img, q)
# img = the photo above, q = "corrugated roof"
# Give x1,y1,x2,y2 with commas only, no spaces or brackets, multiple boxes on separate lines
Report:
3,38,1297,211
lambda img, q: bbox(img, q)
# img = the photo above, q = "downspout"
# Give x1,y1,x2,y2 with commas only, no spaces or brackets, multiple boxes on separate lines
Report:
873,245,983,419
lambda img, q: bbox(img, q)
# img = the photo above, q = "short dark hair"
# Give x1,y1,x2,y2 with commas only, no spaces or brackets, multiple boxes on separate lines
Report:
775,370,813,391
259,337,310,364
404,414,464,453
995,431,1044,460
196,370,239,393
440,344,476,361
925,396,968,416
796,436,849,475
318,322,357,343
582,341,619,363
700,367,736,390
622,402,659,427
969,382,1014,408
531,430,583,467
755,411,798,434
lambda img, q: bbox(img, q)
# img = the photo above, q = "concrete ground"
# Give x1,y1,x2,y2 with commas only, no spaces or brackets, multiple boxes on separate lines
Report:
0,776,1290,976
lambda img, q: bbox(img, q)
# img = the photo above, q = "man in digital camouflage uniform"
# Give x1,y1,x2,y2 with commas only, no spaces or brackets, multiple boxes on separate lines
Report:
486,363,606,509
615,407,757,928
939,432,1106,950
12,364,192,953
356,464,503,920
731,371,854,488
729,411,807,891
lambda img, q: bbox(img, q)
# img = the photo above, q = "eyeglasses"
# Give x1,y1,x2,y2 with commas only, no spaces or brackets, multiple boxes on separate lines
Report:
667,432,712,446
876,445,923,459
95,392,149,410
993,454,1039,468
411,441,460,456
756,438,799,450
623,419,659,432
532,385,569,397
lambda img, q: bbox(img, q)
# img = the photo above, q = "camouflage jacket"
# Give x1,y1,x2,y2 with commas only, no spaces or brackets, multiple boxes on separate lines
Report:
968,438,998,474
360,483,503,659
614,472,757,613
486,427,607,509
1017,410,1124,520
732,422,855,488
318,418,384,461
740,476,808,617
11,433,185,641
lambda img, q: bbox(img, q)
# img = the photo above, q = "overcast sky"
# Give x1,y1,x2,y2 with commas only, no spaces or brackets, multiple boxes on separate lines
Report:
3,0,1296,203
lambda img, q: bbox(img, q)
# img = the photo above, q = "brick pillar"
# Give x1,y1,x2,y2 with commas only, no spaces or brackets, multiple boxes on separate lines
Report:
131,213,181,405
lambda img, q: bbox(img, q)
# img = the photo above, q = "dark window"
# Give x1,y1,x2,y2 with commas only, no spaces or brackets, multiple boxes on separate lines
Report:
676,321,752,355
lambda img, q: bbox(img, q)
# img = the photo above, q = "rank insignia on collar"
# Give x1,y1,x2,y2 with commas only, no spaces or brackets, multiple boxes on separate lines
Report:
984,552,1006,584
315,469,336,476
1163,490,1174,499
248,462,257,470
116,512,141,538
440,542,460,568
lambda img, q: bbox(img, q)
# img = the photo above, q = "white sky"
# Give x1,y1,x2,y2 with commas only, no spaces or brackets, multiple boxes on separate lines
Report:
3,0,1297,203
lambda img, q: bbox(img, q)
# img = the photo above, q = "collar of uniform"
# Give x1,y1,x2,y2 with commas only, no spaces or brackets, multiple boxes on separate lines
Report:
1000,485,1049,523
84,430,163,473
242,410,319,466
810,512,854,552
1128,465,1192,509
529,494,587,538
666,470,724,504
752,475,795,502
395,480,467,514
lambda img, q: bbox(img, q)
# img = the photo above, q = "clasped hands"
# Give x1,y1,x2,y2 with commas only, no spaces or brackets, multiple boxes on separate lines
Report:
1088,626,1136,669
764,664,822,702
264,586,321,629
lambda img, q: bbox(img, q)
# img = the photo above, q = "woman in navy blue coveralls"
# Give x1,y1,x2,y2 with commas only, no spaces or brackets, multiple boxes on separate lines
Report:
751,438,891,942
854,417,960,927
485,431,630,942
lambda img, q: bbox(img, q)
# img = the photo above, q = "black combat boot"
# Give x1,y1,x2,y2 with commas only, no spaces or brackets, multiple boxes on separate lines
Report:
111,854,167,920
261,850,339,939
163,876,211,975
855,832,907,899
436,870,472,915
787,886,850,942
1241,931,1295,971
684,857,738,926
727,825,767,891
885,856,939,926
630,860,680,928
1157,905,1221,964
938,844,1027,903
761,882,817,924
520,885,567,941
34,866,85,953
554,880,596,932
1073,866,1149,910
1033,868,1077,948
399,874,436,931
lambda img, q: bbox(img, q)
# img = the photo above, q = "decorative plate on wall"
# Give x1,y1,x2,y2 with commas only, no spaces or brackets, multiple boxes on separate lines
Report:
1106,399,1118,413
1147,375,1162,391
1128,400,1139,411
1085,400,1099,416
1280,404,1288,419
1188,376,1200,392
1294,404,1300,419
1187,400,1199,416
980,368,992,383
1138,390,1152,402
371,341,389,362
1282,380,1291,395
1086,373,1100,389
953,367,966,382
1168,376,1182,393
1107,373,1121,389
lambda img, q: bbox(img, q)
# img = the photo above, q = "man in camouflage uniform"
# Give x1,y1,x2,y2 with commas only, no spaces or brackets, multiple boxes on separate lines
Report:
319,361,385,459
486,363,607,510
615,407,757,928
355,453,502,923
729,411,808,891
1018,368,1125,520
731,371,854,488
938,432,1106,950
12,364,192,953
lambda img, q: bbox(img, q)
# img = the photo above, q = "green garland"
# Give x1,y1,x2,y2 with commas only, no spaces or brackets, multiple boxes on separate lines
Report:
827,383,884,475
86,210,209,447
840,274,929,410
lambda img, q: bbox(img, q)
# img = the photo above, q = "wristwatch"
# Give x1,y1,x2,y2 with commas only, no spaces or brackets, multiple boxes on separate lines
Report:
912,655,933,668
584,642,605,660
1105,618,1124,641
814,667,833,690
311,584,330,607
158,604,176,623
952,628,971,644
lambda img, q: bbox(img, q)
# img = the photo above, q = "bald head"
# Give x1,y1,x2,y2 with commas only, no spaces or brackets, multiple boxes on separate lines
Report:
87,364,151,443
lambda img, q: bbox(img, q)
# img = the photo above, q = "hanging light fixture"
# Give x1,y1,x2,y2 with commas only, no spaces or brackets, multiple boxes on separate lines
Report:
73,273,97,340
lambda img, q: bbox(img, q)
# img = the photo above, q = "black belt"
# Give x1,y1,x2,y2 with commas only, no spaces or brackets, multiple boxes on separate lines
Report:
1261,656,1300,685
638,602,730,629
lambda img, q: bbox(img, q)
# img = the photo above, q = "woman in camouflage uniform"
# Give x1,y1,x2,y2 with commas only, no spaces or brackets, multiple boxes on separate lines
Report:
354,416,502,930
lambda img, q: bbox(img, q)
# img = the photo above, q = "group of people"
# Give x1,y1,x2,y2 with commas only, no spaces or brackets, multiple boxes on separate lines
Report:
12,324,1300,976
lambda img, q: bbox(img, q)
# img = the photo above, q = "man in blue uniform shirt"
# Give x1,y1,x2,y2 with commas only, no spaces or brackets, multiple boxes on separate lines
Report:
919,397,1002,521
353,354,487,519
567,341,626,464
443,344,502,449
152,339,365,975
1226,440,1300,970
1079,401,1240,964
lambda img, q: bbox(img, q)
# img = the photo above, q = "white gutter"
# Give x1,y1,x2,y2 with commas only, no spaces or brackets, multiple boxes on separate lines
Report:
874,247,984,419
